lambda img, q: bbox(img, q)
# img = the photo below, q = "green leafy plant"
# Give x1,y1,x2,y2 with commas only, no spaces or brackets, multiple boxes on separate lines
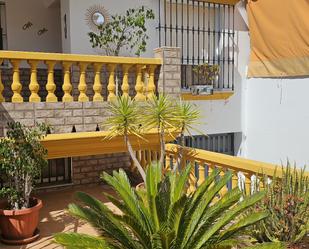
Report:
54,163,269,249
193,63,220,85
0,122,48,209
89,6,155,56
250,163,309,247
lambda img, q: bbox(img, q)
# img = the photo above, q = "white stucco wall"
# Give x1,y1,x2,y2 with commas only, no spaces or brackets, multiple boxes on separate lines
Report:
60,0,71,53
4,0,62,53
242,77,309,166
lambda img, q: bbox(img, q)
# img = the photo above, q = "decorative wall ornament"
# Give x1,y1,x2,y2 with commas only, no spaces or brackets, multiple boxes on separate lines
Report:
85,4,110,32
38,28,48,36
22,21,33,30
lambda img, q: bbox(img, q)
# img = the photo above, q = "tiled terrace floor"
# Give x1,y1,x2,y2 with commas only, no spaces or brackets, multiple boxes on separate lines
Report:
0,185,119,249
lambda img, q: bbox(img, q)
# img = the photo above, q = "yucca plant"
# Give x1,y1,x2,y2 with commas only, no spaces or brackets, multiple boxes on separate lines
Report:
103,96,146,182
249,163,309,247
174,100,204,171
54,162,269,249
143,95,177,167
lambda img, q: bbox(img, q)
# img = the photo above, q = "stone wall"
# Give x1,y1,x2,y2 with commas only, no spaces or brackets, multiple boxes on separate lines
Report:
154,47,181,98
72,153,131,186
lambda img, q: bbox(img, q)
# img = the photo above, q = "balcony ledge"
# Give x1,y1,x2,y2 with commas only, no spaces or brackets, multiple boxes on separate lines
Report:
181,91,234,101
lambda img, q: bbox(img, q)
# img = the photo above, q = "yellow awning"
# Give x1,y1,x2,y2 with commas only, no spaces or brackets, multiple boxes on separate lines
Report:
247,0,309,77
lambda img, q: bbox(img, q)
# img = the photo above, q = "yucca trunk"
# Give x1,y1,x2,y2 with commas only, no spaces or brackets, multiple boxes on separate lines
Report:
159,127,165,168
124,135,146,183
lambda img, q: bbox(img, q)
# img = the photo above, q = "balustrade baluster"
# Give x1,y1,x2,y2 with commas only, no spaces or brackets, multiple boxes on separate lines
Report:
147,65,157,99
121,64,131,98
0,60,4,102
28,60,40,102
11,60,23,103
78,62,89,102
93,63,103,101
188,160,197,193
45,61,57,102
198,162,205,186
62,62,73,102
107,64,116,101
134,64,146,101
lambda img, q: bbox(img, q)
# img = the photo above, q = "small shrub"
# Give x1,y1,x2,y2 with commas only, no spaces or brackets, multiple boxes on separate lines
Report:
0,122,48,209
89,6,155,56
250,163,309,247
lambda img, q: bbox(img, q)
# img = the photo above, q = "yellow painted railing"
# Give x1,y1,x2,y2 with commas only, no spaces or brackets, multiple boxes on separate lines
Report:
0,51,161,103
164,144,309,194
132,144,309,194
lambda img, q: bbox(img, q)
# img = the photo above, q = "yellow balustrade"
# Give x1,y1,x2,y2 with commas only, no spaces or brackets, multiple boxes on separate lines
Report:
0,50,161,103
11,59,23,103
164,144,309,194
46,61,57,102
147,65,157,99
0,59,4,102
93,63,103,102
78,62,89,102
28,60,40,102
135,64,146,101
107,64,116,101
62,61,73,102
121,64,131,98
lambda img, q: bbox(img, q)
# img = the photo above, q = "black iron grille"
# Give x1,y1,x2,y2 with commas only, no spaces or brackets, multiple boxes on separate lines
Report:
157,0,235,90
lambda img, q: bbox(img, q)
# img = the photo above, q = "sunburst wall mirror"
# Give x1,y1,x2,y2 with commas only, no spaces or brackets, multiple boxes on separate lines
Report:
85,5,110,32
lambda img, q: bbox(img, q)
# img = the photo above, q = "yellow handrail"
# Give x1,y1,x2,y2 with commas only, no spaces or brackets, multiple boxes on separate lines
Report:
165,143,309,193
0,51,162,65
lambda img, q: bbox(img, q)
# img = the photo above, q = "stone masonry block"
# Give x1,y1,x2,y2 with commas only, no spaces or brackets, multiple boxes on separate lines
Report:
45,117,65,126
36,110,54,118
65,117,83,125
64,102,83,109
14,103,35,110
54,110,73,118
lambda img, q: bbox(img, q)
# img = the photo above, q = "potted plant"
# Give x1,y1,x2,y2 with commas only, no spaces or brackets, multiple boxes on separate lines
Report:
0,122,48,245
192,63,220,95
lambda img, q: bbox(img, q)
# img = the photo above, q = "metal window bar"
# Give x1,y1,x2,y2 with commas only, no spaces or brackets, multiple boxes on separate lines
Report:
37,158,72,187
0,2,7,51
157,0,235,91
176,133,235,155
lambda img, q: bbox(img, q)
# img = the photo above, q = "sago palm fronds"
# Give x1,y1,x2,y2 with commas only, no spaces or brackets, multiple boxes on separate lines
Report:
103,96,146,182
54,162,269,249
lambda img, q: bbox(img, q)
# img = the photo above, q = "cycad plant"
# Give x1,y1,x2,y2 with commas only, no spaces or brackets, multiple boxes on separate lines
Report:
250,163,309,247
54,163,269,249
103,96,146,182
143,95,176,167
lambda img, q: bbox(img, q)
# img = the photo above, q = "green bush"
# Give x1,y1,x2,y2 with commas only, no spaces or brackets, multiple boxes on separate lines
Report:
0,122,48,209
250,163,309,247
54,163,268,249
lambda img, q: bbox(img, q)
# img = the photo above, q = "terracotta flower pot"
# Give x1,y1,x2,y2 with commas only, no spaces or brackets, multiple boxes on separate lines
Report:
0,197,42,245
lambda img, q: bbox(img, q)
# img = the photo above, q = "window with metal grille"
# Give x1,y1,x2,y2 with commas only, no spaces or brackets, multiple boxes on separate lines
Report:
37,158,72,188
176,133,235,155
0,2,7,50
0,158,72,189
157,0,235,91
